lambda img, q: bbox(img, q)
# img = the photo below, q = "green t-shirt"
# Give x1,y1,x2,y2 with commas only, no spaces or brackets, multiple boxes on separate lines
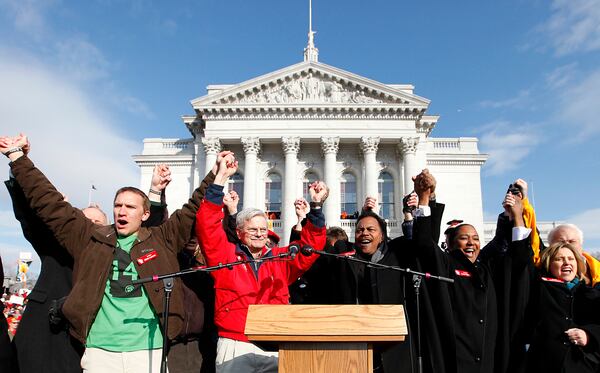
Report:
86,234,163,351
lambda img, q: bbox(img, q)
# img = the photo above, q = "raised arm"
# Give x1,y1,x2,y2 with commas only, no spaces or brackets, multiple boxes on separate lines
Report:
154,153,226,254
143,163,171,228
5,176,62,255
1,134,94,257
222,190,241,244
286,181,327,282
195,153,238,265
289,197,309,243
410,169,447,268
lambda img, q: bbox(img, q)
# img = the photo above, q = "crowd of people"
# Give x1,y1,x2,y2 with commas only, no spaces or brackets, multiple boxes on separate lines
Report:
1,292,25,338
0,132,599,373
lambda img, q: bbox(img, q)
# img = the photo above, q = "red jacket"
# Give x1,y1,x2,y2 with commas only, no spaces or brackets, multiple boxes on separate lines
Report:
195,185,326,342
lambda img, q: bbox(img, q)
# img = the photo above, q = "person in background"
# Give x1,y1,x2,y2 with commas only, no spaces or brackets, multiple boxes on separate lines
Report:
5,139,109,373
547,224,600,287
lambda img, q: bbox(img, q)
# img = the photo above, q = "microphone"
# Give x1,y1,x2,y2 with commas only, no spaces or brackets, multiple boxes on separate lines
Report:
300,245,315,256
287,243,300,259
301,245,355,258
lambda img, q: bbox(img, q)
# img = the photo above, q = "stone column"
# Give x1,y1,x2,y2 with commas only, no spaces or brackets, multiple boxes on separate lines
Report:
192,138,204,191
360,136,380,202
202,137,221,176
399,137,419,194
282,137,301,243
241,137,260,210
321,136,340,228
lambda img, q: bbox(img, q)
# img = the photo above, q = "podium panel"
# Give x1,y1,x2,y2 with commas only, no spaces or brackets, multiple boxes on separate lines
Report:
245,304,406,373
279,342,372,373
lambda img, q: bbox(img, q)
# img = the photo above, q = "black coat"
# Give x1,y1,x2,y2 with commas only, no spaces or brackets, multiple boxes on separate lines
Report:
0,256,17,372
413,214,509,373
325,237,417,373
509,238,600,373
5,178,83,373
320,202,445,373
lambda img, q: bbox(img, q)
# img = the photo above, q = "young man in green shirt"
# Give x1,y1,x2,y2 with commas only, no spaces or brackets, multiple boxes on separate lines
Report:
1,134,222,372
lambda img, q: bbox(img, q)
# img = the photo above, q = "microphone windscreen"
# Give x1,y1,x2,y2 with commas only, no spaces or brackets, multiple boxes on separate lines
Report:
300,245,314,256
288,243,300,259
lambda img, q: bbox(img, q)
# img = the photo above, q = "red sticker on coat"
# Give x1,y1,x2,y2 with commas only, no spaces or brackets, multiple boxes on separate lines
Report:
137,250,158,265
541,276,564,283
454,269,472,278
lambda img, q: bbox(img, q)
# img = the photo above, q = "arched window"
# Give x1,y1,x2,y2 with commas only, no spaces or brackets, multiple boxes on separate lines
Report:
378,171,395,219
303,171,319,201
227,173,244,207
265,173,282,219
340,172,357,219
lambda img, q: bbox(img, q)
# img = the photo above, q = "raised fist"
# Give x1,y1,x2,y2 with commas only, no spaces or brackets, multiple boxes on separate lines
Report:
412,169,436,197
309,181,329,203
223,190,240,214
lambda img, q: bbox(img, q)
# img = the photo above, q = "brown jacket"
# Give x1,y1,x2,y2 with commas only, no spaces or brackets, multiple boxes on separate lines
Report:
10,156,215,343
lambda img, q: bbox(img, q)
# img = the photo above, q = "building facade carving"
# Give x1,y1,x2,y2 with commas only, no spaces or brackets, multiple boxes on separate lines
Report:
232,73,390,105
360,136,381,154
320,136,340,154
241,136,261,154
202,137,222,154
399,137,419,155
281,136,301,154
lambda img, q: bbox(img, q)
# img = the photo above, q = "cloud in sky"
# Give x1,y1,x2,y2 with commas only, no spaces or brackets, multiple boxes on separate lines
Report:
0,0,54,39
0,49,141,209
544,63,579,90
55,37,111,82
554,68,600,141
566,208,600,250
478,121,543,175
536,0,600,56
479,90,532,109
0,48,142,273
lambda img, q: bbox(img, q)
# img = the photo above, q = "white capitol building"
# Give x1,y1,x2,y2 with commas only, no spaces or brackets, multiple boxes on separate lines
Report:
133,36,557,245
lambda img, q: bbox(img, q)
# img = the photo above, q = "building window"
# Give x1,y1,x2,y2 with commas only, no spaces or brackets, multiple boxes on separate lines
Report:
265,173,282,219
378,171,395,219
227,173,244,207
340,172,357,219
303,171,318,201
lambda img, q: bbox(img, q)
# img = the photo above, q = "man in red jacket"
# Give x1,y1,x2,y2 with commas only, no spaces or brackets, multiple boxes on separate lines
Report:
196,153,327,373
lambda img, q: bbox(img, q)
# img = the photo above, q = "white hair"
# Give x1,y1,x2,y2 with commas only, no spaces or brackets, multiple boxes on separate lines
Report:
547,223,584,245
236,208,267,229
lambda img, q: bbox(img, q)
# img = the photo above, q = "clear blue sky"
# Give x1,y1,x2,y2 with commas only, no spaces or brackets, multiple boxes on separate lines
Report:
1,0,599,275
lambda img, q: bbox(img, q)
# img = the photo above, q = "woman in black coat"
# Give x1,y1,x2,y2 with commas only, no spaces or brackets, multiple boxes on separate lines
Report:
410,170,527,373
513,240,600,373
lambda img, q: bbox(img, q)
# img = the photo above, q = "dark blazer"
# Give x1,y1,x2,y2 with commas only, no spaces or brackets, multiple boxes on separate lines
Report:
5,177,83,373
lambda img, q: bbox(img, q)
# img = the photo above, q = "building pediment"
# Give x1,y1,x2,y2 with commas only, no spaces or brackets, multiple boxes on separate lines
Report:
191,61,431,113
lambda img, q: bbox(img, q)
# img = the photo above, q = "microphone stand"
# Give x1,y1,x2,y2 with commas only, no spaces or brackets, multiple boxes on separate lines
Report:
307,249,453,284
131,251,295,373
304,248,453,373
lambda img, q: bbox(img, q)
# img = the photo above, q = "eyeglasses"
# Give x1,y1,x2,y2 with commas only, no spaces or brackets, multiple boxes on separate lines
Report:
244,228,268,235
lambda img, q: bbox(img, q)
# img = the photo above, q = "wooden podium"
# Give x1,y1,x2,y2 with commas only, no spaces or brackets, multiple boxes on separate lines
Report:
245,304,407,373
